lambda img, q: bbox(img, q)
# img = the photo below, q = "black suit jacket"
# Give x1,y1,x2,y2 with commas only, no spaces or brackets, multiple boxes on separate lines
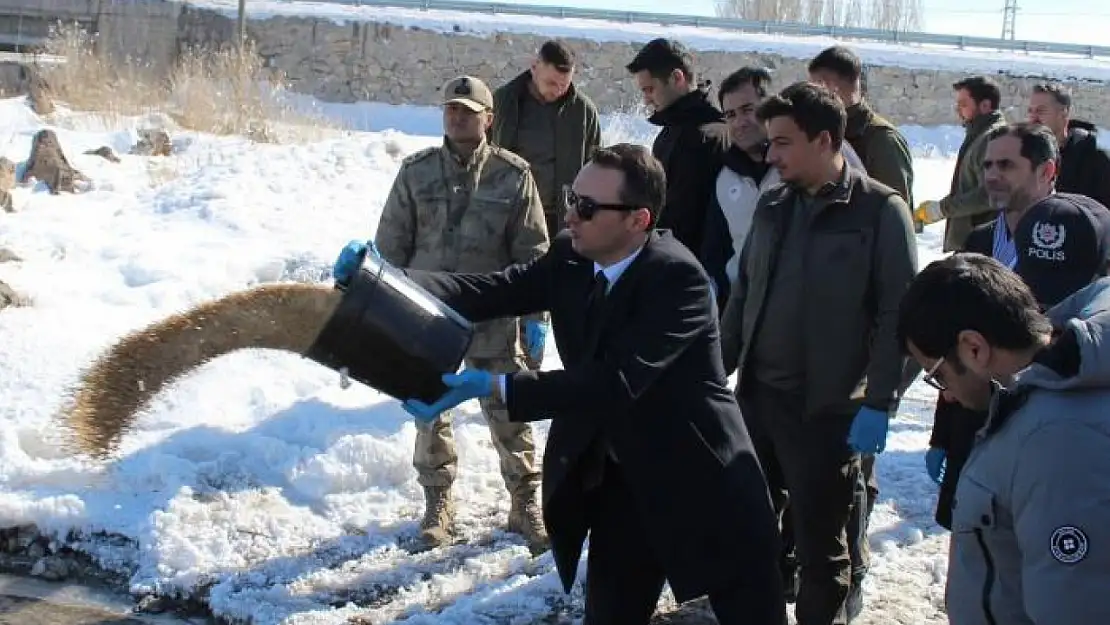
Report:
403,230,783,610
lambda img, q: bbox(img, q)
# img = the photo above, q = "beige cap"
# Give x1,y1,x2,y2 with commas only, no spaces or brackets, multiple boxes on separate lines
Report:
441,75,494,112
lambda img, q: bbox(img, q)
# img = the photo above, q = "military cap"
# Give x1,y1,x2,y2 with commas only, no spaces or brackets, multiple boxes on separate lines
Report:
441,75,494,112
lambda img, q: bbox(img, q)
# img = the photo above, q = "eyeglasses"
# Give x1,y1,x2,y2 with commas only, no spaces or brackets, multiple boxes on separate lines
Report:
563,185,641,221
922,356,948,392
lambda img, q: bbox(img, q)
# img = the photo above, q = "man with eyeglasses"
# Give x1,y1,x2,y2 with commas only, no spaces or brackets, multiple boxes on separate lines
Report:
923,122,1110,530
897,253,1110,625
348,143,787,624
372,75,551,554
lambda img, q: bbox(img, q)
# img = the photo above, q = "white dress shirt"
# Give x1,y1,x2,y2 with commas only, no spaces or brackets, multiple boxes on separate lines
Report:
496,245,645,400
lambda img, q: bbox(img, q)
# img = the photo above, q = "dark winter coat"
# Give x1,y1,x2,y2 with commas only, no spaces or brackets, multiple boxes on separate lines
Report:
845,101,915,207
647,89,729,254
401,230,785,613
489,71,602,229
1057,119,1110,209
720,165,919,416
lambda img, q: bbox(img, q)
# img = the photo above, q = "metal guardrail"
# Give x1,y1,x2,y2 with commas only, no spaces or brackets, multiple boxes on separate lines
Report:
0,50,66,63
323,0,1110,60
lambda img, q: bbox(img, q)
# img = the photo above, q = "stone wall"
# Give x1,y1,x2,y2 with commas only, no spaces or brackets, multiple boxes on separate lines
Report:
169,6,1110,128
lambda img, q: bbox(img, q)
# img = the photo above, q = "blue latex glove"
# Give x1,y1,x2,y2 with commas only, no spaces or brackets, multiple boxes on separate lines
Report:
925,447,946,485
847,406,890,454
524,320,549,363
402,369,493,422
332,239,382,285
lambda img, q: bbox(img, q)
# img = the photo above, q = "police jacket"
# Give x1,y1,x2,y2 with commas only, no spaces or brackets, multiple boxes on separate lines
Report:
946,278,1110,625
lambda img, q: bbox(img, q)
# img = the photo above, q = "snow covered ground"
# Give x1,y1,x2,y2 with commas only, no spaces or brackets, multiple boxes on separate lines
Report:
0,91,958,624
190,0,1110,82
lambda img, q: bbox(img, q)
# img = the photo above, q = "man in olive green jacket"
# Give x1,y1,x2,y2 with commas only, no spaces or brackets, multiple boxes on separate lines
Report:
808,47,914,209
915,76,1008,251
720,82,917,625
488,40,602,240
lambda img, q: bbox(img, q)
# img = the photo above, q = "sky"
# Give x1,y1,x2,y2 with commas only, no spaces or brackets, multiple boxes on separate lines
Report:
472,0,1104,45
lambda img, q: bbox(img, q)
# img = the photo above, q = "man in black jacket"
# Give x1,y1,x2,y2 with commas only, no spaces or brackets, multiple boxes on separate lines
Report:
719,82,917,625
1026,82,1110,209
626,38,729,254
338,143,786,625
926,122,1110,529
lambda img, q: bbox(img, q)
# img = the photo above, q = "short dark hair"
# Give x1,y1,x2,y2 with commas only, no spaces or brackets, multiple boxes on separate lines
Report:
985,122,1059,169
1032,82,1072,110
538,40,575,73
808,46,862,83
589,143,666,225
625,38,693,83
953,75,1002,111
896,253,1052,359
718,66,773,107
756,81,846,151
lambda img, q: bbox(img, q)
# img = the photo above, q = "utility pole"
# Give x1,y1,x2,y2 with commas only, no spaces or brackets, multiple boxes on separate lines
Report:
238,0,247,49
1002,0,1018,40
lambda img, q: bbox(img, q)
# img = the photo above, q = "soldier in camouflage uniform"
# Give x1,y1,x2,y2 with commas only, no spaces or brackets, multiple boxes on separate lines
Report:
373,75,552,554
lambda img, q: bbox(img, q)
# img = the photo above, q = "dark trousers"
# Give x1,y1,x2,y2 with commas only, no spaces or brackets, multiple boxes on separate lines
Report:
738,382,860,625
582,459,788,625
782,452,874,609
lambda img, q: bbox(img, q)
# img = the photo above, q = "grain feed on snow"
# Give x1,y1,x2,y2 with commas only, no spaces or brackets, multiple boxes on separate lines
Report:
61,282,343,458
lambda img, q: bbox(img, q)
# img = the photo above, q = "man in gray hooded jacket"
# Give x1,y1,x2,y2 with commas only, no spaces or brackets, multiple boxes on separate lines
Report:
896,253,1110,625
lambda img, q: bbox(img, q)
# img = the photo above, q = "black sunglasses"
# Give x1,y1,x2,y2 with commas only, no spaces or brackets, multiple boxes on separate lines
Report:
563,185,641,221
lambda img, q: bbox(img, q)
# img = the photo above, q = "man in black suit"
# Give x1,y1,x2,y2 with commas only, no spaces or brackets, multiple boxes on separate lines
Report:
335,143,786,624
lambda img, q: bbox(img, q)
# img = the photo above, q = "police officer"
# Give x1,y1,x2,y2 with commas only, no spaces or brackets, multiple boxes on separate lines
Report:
925,122,1110,530
373,75,551,553
898,257,1110,625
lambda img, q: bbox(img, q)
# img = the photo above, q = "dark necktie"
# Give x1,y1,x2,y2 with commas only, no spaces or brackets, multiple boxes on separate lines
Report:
581,270,613,491
584,270,609,338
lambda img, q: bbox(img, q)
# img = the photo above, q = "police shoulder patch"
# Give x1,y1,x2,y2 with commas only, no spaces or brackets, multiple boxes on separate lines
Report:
1050,525,1089,564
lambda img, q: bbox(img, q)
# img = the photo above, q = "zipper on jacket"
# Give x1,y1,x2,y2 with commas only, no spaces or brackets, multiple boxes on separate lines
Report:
973,528,999,625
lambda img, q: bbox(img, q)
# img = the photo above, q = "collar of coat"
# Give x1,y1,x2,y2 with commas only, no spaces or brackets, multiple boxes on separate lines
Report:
769,160,855,212
965,110,1007,137
647,88,723,128
845,101,878,140
981,325,1083,437
504,70,581,108
441,136,490,169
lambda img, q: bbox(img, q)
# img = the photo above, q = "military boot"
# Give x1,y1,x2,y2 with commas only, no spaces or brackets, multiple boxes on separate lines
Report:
419,485,456,549
507,489,549,555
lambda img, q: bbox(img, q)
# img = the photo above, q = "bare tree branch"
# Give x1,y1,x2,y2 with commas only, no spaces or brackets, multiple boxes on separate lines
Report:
715,0,924,31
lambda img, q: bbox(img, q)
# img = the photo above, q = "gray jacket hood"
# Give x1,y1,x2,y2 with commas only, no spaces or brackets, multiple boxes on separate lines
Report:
1015,277,1110,391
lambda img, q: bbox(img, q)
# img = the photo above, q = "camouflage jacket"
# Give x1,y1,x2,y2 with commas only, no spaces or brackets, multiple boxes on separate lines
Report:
374,138,550,359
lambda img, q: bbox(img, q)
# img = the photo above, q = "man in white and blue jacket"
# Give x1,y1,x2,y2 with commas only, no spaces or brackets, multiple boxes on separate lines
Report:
898,253,1110,625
